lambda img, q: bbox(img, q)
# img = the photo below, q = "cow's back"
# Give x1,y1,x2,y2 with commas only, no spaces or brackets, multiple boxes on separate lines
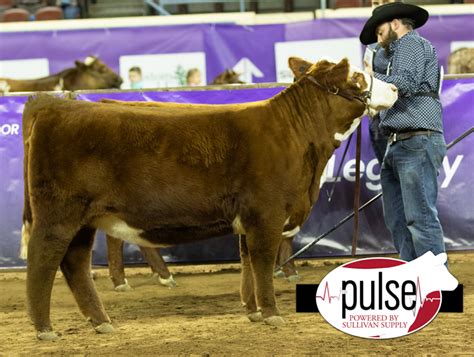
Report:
24,96,281,236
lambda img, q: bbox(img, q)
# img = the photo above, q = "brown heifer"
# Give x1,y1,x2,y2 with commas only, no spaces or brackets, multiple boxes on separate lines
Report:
21,57,397,340
99,97,302,284
0,56,122,92
211,69,245,85
448,47,474,74
104,68,246,292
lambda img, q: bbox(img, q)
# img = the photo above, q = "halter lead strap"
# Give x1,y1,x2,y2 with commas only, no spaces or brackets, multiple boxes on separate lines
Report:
306,75,373,108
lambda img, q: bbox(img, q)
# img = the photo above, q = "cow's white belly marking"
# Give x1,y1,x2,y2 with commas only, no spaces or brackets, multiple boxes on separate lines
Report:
282,226,300,238
334,117,361,142
93,216,163,248
232,215,246,235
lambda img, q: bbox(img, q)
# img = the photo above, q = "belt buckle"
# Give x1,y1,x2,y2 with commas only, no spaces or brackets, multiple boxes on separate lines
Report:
389,132,397,145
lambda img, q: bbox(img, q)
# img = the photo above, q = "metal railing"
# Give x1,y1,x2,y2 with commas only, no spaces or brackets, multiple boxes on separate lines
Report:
4,74,472,97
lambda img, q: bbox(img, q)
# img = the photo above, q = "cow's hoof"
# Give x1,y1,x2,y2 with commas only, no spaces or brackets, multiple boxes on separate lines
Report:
287,274,301,282
159,275,177,288
273,269,285,279
247,311,263,322
94,323,115,334
264,316,285,327
114,279,133,292
91,270,98,280
37,331,59,341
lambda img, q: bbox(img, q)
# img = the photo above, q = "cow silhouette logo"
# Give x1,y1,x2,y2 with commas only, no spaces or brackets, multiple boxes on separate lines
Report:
316,252,458,339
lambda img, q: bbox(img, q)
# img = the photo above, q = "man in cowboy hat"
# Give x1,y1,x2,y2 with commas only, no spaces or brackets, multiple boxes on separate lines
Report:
359,3,447,263
364,0,400,164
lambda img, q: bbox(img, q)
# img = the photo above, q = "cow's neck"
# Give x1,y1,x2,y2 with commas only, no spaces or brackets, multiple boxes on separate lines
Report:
270,80,364,149
270,80,365,203
19,68,75,90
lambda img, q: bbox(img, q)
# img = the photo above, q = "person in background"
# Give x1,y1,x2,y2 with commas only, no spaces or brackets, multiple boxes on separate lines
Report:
186,68,202,86
57,0,80,19
128,66,144,89
360,3,447,262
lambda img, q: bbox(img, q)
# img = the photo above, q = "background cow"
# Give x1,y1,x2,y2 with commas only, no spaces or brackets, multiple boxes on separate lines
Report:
0,56,122,93
21,57,397,340
211,69,245,85
448,47,474,74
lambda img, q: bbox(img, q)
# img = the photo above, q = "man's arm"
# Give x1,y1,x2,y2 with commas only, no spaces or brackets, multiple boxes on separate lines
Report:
373,38,425,97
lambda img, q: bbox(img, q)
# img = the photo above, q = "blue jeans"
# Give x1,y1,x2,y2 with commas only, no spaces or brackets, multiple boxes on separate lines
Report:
381,132,446,261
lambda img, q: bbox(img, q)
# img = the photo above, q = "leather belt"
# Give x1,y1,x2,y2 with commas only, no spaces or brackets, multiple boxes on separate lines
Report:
388,130,433,145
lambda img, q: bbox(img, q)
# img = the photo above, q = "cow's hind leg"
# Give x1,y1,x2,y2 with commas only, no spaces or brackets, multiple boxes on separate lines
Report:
26,223,78,341
276,237,300,282
239,235,262,322
106,235,132,291
246,224,284,326
61,227,113,334
139,247,177,287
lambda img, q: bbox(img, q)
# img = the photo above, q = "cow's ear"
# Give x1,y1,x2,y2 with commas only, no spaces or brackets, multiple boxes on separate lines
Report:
288,57,312,79
331,58,350,82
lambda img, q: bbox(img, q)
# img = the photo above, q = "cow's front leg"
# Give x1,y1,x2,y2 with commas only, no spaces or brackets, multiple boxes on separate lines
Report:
106,235,132,291
239,235,262,322
139,247,177,287
61,227,113,334
27,224,76,340
246,224,284,326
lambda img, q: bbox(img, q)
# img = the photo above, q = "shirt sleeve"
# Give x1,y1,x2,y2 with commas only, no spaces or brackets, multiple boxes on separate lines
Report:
374,37,425,97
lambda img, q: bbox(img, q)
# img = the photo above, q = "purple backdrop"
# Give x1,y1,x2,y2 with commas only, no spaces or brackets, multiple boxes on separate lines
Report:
0,15,473,82
0,16,473,267
0,78,473,268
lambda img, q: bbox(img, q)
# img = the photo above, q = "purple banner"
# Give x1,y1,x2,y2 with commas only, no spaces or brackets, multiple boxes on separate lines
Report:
0,79,473,267
0,15,473,86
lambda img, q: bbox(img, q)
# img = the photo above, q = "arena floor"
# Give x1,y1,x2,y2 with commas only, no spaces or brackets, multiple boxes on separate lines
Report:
0,252,472,355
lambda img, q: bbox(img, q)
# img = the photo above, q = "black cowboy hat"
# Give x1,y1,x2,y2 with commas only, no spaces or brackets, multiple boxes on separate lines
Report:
359,2,429,45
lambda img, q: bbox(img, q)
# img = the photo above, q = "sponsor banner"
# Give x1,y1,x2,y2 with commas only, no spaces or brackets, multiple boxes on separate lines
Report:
0,58,50,79
0,16,472,85
119,52,207,89
0,78,473,267
298,252,460,339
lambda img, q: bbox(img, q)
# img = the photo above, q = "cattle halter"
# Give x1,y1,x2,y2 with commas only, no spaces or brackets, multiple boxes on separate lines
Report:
306,74,374,109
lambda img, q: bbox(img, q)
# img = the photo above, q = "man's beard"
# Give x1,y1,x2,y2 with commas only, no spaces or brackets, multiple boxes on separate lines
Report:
381,26,398,53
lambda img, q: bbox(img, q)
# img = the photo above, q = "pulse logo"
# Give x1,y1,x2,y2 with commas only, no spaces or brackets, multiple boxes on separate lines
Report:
316,252,458,339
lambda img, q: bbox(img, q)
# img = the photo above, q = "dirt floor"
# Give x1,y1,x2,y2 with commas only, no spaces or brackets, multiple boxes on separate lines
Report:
0,252,472,356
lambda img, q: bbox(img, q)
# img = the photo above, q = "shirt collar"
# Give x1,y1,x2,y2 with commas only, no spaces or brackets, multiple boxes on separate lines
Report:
389,30,419,52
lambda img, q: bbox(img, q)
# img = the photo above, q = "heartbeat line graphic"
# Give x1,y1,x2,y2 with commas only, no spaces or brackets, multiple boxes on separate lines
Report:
409,276,442,316
315,281,342,303
315,277,441,310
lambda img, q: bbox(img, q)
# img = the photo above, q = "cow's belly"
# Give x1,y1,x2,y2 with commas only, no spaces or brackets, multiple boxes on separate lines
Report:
93,216,168,247
93,215,234,247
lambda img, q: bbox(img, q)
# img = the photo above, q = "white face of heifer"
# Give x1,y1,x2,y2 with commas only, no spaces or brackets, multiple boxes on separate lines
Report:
288,57,398,142
348,64,398,117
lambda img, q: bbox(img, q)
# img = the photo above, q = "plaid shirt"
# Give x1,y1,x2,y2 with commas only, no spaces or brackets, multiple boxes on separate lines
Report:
374,31,443,133
369,43,391,74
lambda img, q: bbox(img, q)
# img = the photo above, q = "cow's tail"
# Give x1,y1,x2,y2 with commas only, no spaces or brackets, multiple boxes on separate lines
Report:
20,136,32,259
20,95,41,260
20,153,32,260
